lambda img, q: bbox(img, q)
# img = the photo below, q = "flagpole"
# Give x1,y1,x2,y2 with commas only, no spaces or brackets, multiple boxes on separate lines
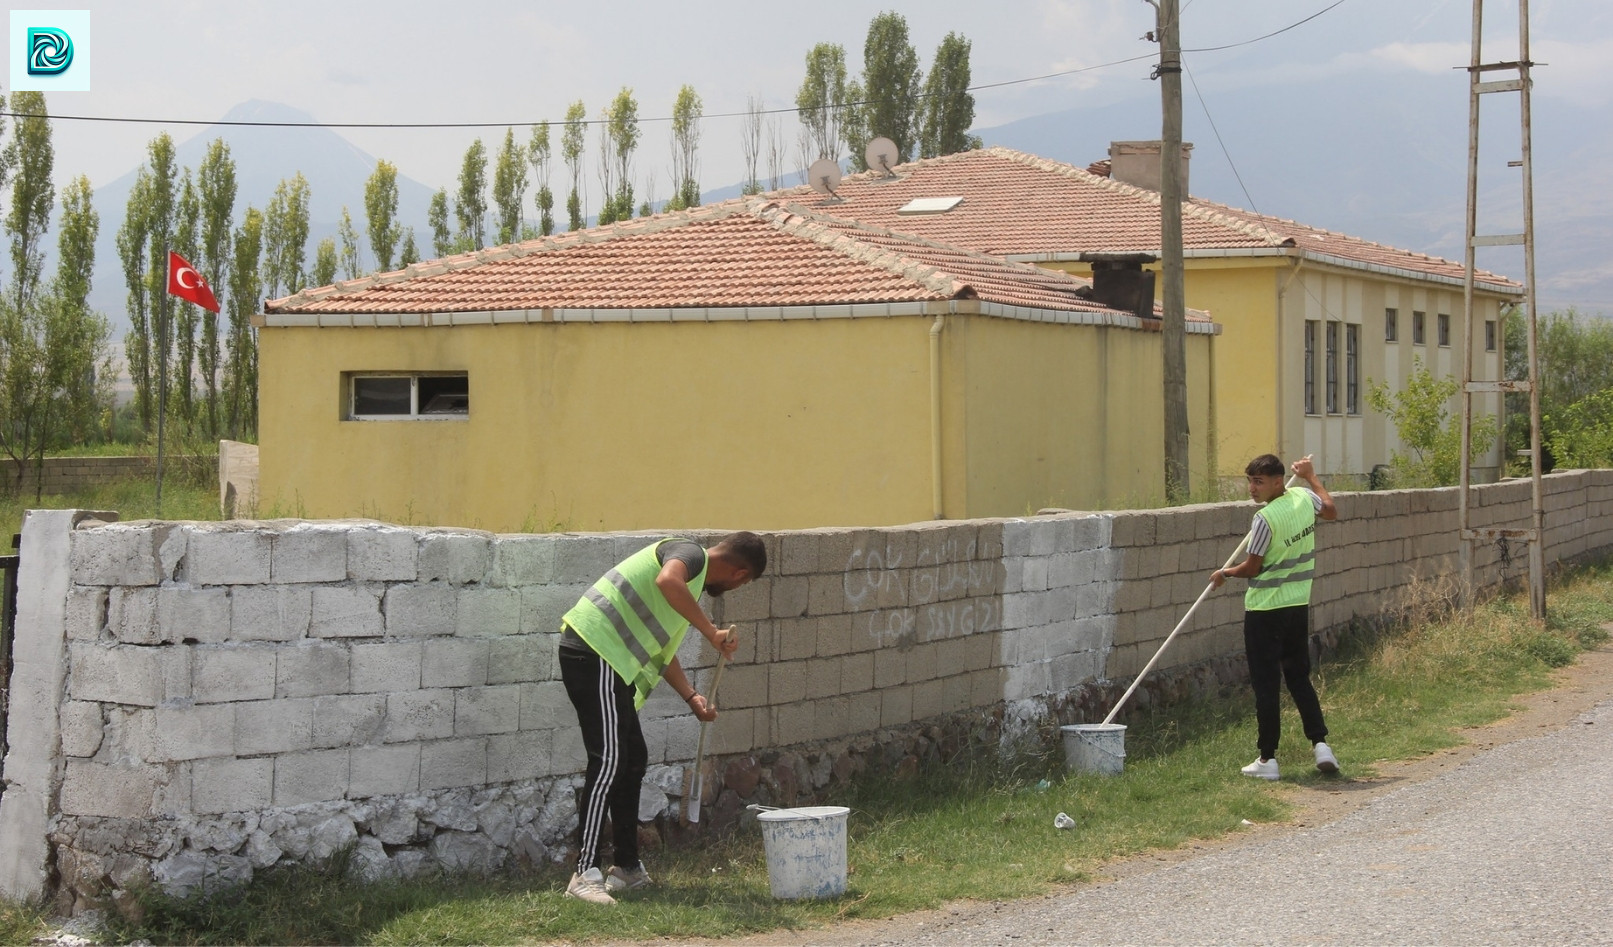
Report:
156,250,169,517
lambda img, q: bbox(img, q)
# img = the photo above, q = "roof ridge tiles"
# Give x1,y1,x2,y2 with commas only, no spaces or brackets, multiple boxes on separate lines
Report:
267,199,754,309
777,199,1112,287
750,199,964,299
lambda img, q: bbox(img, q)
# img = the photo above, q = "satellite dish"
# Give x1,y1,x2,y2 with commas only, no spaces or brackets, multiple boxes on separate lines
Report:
865,137,899,177
807,158,843,200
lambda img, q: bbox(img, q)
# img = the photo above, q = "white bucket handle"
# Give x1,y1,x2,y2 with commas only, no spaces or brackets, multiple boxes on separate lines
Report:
746,804,845,821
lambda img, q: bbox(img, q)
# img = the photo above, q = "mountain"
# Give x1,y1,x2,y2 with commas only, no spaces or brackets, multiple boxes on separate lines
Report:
87,100,440,327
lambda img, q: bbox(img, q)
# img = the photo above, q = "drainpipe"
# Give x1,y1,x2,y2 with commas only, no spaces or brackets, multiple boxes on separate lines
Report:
929,314,946,520
1276,257,1305,458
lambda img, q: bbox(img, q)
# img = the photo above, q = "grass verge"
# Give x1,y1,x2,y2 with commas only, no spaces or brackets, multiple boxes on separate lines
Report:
0,902,48,946
16,561,1613,947
1,477,221,541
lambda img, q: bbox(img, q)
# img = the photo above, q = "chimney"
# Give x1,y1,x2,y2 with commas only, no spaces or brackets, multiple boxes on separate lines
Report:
1107,140,1193,194
1077,253,1158,320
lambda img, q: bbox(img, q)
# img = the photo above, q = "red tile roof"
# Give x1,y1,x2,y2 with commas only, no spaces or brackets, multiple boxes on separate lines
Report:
765,147,1521,293
266,198,1208,325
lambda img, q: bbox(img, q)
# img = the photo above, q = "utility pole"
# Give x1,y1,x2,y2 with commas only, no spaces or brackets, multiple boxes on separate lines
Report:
1150,0,1190,502
1458,0,1545,620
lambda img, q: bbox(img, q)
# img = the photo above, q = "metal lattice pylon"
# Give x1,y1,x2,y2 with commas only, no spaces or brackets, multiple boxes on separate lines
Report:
1458,0,1545,620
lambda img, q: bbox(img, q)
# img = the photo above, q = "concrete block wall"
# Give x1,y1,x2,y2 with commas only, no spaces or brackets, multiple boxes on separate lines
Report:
3,469,1609,912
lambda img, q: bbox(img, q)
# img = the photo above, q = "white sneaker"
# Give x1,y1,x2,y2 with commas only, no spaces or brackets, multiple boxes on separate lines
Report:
1314,742,1339,774
565,867,616,905
1241,757,1280,780
606,863,653,892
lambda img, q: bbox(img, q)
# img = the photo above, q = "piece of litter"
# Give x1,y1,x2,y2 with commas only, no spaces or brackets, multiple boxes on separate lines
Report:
1240,819,1255,826
1054,812,1076,830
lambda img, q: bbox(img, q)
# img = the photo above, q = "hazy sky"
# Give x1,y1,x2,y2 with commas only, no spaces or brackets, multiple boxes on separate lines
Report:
14,0,1612,198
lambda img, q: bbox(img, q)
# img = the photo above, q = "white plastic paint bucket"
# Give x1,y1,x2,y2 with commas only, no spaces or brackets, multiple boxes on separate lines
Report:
753,806,850,899
1061,723,1127,775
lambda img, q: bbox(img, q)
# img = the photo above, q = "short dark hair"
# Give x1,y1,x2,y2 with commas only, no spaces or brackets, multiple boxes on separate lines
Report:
712,531,768,577
1246,454,1284,478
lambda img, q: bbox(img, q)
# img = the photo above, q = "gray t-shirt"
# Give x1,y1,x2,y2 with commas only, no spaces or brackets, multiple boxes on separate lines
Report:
559,539,707,651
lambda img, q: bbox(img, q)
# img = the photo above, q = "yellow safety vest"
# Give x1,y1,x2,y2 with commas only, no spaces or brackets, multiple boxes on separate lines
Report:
562,539,708,708
1246,489,1317,611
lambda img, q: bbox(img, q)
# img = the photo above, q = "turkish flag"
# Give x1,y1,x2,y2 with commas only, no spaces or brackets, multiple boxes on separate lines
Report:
167,251,221,313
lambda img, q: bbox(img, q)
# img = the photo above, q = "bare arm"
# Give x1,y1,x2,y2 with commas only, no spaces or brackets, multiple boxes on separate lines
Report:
1211,551,1264,589
1292,457,1339,521
662,656,716,722
655,558,739,657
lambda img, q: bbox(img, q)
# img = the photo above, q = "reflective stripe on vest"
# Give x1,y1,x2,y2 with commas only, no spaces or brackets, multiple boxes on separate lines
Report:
1246,489,1317,611
563,539,708,709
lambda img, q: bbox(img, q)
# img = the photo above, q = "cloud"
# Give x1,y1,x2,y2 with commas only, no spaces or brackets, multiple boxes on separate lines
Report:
1364,37,1613,107
1368,41,1469,74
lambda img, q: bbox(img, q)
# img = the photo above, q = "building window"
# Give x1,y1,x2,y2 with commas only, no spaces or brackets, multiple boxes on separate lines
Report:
1325,322,1339,414
1385,308,1399,342
1485,319,1497,352
1304,320,1317,415
1412,311,1426,345
1346,324,1360,415
348,373,469,419
1438,313,1451,347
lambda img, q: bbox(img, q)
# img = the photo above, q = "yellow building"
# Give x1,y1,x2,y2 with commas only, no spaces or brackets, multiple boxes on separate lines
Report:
789,145,1524,482
257,201,1219,531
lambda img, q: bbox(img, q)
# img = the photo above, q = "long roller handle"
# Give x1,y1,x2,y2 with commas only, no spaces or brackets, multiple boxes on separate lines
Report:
1100,462,1307,725
686,653,728,824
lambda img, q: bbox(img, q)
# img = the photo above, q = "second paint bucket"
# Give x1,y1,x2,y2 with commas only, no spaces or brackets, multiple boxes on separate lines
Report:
1061,723,1127,775
754,806,850,899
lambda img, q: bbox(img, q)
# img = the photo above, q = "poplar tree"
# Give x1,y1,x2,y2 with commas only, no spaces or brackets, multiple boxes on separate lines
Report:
428,189,451,258
337,206,361,279
529,122,555,237
117,167,155,430
6,91,55,315
197,138,236,439
740,94,763,196
171,172,200,433
125,134,178,434
607,88,640,223
261,172,310,299
920,32,980,158
668,85,702,210
312,237,337,288
796,44,849,162
364,159,401,271
50,175,111,449
491,127,528,245
562,100,587,231
225,207,262,439
594,107,617,226
399,227,420,266
455,139,488,250
851,11,923,168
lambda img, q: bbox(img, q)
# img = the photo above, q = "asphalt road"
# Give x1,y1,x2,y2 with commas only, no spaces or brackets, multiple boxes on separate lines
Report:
816,695,1613,946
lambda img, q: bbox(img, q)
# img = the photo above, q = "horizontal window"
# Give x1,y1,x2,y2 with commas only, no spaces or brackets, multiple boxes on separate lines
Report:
347,373,468,420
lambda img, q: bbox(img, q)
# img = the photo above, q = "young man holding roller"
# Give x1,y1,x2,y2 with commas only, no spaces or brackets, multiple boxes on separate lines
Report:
1211,454,1340,781
559,531,767,905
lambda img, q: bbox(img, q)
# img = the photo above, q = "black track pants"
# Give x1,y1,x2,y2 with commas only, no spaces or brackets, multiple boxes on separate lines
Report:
560,645,648,873
1243,604,1328,759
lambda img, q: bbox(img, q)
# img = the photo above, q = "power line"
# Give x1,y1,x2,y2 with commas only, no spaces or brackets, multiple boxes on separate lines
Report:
0,3,1351,133
1183,0,1348,54
1184,62,1258,212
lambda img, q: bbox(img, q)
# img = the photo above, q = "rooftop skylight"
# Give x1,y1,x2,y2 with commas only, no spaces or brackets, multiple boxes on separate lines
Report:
897,196,964,215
